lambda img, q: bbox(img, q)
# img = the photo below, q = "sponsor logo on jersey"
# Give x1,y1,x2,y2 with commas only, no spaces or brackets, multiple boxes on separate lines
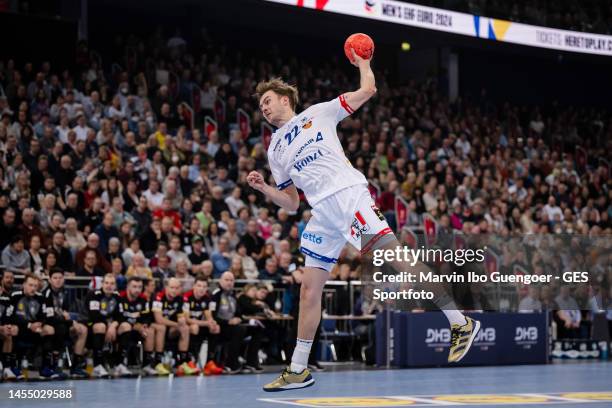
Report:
302,232,323,244
371,204,385,221
300,115,313,130
273,138,282,152
272,137,286,160
350,211,370,241
293,149,324,172
295,138,315,158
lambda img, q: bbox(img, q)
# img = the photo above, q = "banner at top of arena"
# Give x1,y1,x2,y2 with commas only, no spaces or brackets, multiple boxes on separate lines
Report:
262,0,612,57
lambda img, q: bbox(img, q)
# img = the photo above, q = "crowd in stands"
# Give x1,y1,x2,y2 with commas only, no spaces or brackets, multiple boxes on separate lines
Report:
0,24,611,380
409,0,612,34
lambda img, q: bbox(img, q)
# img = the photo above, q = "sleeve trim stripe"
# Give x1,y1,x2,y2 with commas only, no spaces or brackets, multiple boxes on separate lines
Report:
277,179,293,190
339,94,354,114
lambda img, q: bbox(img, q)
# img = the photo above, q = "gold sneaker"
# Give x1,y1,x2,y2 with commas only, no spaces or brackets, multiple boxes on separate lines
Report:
448,316,481,363
263,367,315,392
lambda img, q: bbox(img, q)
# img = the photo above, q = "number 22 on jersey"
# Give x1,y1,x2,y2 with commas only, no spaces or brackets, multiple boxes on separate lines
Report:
284,125,300,145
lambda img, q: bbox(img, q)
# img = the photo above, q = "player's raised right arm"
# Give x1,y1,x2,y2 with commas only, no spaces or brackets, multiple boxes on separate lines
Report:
247,171,300,212
343,48,377,112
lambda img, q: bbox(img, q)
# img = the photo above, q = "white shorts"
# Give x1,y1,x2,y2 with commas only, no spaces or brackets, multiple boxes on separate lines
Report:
300,184,396,272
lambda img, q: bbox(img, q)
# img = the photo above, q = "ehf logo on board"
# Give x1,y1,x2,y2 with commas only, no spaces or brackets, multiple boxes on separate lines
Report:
364,0,376,14
473,327,496,347
425,328,450,347
514,326,538,345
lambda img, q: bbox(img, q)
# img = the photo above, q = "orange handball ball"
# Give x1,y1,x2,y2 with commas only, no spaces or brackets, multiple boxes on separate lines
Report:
344,33,375,63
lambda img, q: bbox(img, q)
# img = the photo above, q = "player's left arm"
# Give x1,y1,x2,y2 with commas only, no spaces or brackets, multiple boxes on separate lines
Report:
247,171,300,212
342,48,377,113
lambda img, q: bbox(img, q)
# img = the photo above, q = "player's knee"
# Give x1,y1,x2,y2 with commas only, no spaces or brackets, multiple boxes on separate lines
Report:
118,322,132,333
93,323,107,333
300,283,318,304
77,323,87,336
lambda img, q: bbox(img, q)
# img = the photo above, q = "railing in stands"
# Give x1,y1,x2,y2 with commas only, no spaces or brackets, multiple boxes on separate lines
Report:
180,101,194,130
394,194,410,230
191,84,202,114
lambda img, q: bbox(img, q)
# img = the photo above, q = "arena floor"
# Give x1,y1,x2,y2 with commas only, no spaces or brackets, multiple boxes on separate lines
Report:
1,362,611,407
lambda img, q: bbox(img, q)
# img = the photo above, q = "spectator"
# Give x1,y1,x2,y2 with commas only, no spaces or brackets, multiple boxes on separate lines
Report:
125,253,153,280
94,212,120,254
122,238,144,266
174,259,195,292
188,236,209,274
0,208,18,250
76,249,105,280
518,285,543,313
225,187,245,218
167,235,191,272
211,237,232,278
27,235,45,277
237,243,258,279
240,220,264,260
75,233,112,274
64,217,86,252
2,236,30,274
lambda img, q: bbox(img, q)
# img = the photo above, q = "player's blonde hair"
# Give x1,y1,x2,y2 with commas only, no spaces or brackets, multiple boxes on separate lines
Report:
255,78,299,110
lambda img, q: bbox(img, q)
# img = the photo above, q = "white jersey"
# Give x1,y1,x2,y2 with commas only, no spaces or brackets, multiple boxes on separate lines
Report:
267,95,367,207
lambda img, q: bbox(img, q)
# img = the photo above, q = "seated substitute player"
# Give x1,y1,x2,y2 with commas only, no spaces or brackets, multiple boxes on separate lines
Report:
152,277,196,375
85,273,123,378
183,276,223,375
0,280,20,380
135,278,168,376
117,277,156,377
42,268,89,379
249,48,480,391
10,274,67,379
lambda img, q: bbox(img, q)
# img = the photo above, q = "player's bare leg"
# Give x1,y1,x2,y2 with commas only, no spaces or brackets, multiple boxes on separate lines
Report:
174,318,197,376
373,238,481,363
115,322,134,377
69,322,89,378
141,325,158,376
91,323,110,377
151,323,170,375
263,266,325,391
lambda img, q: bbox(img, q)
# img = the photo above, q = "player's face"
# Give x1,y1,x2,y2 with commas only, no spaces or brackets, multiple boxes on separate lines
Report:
167,281,181,298
259,91,289,126
50,273,64,290
193,281,207,298
23,278,38,296
102,277,116,295
128,281,143,298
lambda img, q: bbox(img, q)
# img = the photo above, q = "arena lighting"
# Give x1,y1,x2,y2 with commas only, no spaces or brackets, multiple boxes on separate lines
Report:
262,0,612,56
